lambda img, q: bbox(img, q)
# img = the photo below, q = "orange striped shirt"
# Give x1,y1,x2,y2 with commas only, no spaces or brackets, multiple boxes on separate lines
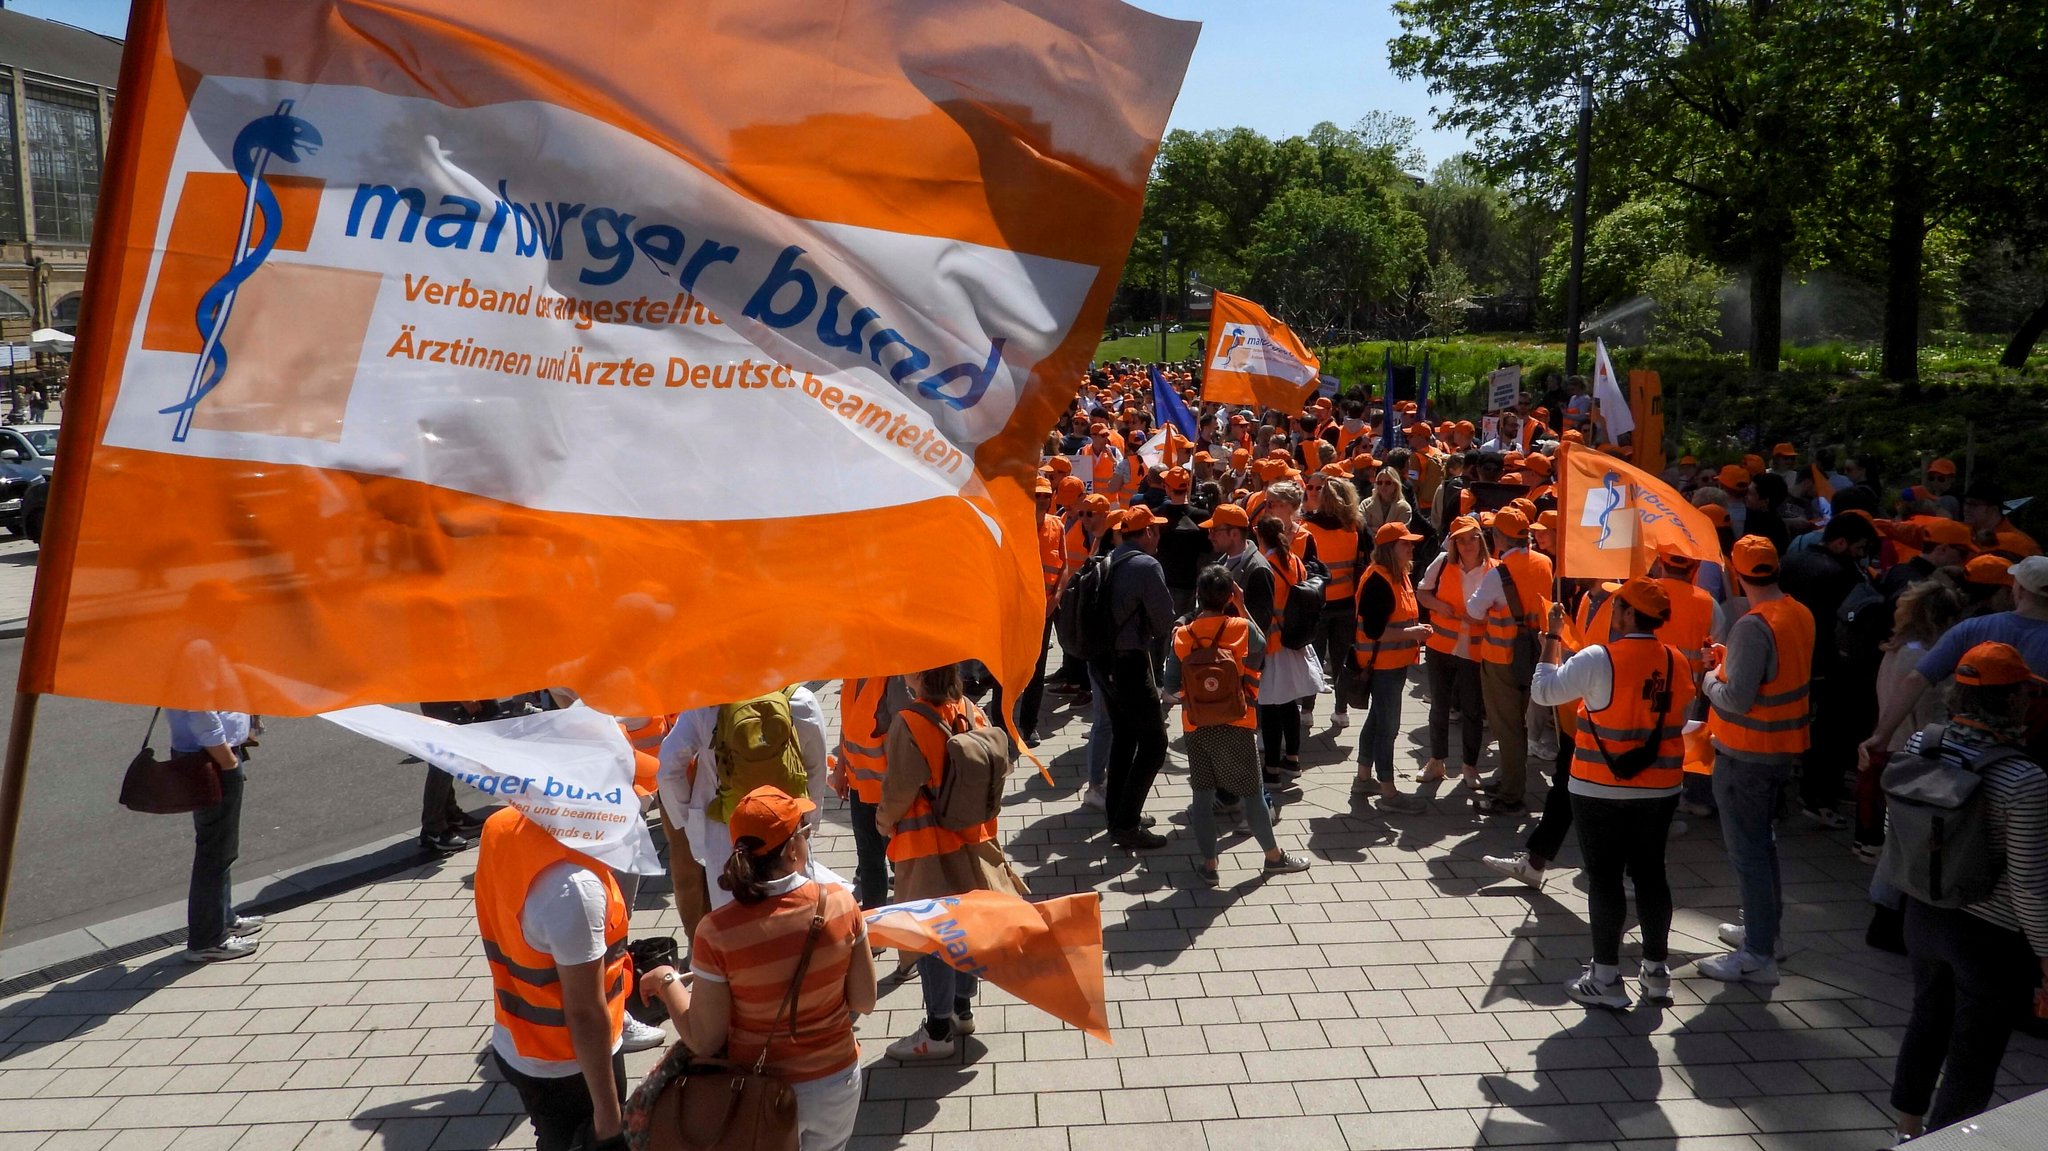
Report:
689,877,863,1082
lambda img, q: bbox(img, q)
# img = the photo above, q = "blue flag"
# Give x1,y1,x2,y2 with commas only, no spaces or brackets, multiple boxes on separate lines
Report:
1150,366,1199,441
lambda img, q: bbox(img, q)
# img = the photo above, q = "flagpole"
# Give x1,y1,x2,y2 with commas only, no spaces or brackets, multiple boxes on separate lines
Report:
1554,441,1570,601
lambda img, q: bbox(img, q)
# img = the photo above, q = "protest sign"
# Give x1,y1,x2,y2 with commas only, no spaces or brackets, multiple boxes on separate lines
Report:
1486,365,1521,412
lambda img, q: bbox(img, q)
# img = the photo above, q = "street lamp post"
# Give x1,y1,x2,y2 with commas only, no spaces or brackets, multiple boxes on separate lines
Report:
1564,74,1593,377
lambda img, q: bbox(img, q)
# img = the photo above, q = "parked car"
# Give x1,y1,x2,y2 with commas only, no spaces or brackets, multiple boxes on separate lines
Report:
21,473,47,543
0,423,55,537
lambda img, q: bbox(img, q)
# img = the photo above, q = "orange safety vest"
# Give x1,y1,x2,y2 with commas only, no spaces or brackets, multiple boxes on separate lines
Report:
1082,446,1124,505
885,698,996,862
1303,520,1362,602
618,714,675,797
1655,577,1716,667
1570,636,1692,792
1354,564,1422,671
473,810,628,1064
1262,546,1307,651
1480,548,1553,666
837,677,894,805
1708,597,1815,757
1424,556,1491,657
1063,520,1101,577
1037,512,1067,600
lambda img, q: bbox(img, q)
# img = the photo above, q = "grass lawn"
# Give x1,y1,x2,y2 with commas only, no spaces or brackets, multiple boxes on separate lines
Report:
1095,330,1206,363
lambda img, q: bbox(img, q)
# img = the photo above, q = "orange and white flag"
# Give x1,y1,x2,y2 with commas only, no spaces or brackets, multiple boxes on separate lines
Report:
1554,443,1723,580
1202,292,1321,412
24,0,1196,716
866,890,1108,1041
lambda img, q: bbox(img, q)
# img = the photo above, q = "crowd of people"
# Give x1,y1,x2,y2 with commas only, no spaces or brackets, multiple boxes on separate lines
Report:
156,359,2047,1149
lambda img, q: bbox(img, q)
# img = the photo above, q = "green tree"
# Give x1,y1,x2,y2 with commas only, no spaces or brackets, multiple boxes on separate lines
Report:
1538,196,1688,317
1641,253,1727,351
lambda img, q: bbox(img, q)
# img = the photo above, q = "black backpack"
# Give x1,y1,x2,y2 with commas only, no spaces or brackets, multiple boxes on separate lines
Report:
1060,551,1134,662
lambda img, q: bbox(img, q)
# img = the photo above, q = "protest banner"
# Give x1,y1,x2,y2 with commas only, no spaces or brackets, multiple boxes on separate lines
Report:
1554,443,1722,580
1202,292,1321,412
320,702,664,876
1486,365,1521,412
1629,370,1666,474
16,0,1196,721
865,890,1108,1041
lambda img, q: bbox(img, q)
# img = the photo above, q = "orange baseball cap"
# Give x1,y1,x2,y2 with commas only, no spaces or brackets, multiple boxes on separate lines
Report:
1199,504,1250,530
1560,429,1584,445
1089,422,1109,435
1535,509,1559,532
1163,466,1192,492
1406,422,1432,439
1375,521,1423,545
1955,642,2044,687
1119,506,1164,531
1492,506,1529,539
1920,519,1973,549
1522,454,1553,476
1509,497,1538,521
1717,465,1751,491
1678,455,1698,466
1456,420,1475,434
1616,576,1671,620
1731,536,1779,579
1447,515,1482,540
1230,448,1251,466
1046,455,1073,476
1082,493,1111,512
1772,443,1796,457
1033,476,1054,496
1698,504,1731,528
1742,454,1766,476
1655,543,1699,570
1964,553,2014,586
1927,457,1957,476
729,786,816,854
1253,458,1290,482
1193,451,1214,464
1318,462,1348,480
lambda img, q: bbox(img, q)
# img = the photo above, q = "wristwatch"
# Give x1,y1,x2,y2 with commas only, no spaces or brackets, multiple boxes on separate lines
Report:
657,971,682,989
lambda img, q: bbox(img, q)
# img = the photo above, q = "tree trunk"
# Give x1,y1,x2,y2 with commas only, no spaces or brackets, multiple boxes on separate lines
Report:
2002,294,2048,370
1881,110,1927,382
1747,238,1784,375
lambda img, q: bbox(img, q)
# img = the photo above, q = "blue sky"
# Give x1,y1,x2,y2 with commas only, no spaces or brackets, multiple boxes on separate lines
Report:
15,0,1470,164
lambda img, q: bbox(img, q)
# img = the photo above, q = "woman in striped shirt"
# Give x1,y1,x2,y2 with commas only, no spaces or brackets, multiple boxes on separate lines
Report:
1889,642,2048,1144
639,786,877,1151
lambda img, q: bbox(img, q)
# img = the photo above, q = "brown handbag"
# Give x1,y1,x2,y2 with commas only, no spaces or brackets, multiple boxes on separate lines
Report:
644,885,828,1151
119,709,224,815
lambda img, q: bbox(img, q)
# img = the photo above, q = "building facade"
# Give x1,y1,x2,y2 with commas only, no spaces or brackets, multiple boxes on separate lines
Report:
0,7,121,347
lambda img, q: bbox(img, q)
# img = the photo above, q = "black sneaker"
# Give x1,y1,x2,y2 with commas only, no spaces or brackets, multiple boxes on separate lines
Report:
420,832,471,855
1138,814,1158,829
1112,828,1168,850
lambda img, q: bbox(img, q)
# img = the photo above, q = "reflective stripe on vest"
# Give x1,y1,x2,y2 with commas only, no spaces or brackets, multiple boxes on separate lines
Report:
1708,597,1816,756
1481,549,1552,666
1570,638,1690,791
1039,513,1067,596
838,677,895,804
884,698,995,862
1303,522,1361,602
1425,558,1489,656
473,809,629,1064
1354,565,1422,671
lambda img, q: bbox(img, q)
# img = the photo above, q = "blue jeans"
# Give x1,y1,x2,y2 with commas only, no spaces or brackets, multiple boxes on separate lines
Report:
1357,667,1408,782
1188,786,1278,861
1712,754,1794,958
919,953,979,1023
188,762,245,950
848,797,890,909
1086,665,1112,788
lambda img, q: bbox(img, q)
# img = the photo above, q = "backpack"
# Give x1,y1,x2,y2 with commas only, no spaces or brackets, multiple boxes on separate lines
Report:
1493,560,1543,681
1276,554,1329,650
709,688,808,822
905,701,1012,831
1835,578,1888,664
1182,623,1249,728
1878,723,2030,908
1060,551,1134,662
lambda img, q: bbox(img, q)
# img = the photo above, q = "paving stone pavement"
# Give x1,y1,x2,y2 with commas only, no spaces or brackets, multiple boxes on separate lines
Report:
3,667,2045,1151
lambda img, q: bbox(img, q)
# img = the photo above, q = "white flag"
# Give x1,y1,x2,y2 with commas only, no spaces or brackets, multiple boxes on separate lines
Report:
321,702,665,875
1592,338,1634,438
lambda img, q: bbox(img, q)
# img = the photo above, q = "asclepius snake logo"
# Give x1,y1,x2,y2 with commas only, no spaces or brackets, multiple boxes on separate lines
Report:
1595,469,1624,546
162,100,322,441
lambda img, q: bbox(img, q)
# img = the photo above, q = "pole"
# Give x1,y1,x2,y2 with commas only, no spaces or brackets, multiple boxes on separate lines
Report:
1564,74,1593,378
1159,230,1170,364
0,692,40,942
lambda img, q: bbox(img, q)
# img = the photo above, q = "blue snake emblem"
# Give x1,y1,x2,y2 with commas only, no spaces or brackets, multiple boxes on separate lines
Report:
1594,469,1624,546
162,100,322,441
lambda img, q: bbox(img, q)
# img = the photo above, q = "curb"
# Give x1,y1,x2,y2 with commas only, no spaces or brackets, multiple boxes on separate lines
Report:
0,826,441,995
0,618,25,640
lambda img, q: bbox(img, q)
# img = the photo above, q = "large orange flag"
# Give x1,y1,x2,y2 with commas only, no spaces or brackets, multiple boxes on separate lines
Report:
1554,443,1724,580
1202,292,1321,412
866,890,1108,1041
24,0,1196,716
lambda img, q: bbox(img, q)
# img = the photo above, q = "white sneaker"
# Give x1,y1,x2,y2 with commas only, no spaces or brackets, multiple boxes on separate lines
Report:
1081,784,1106,810
620,1016,667,1052
1715,922,1789,960
1696,950,1781,985
183,935,259,963
1482,852,1545,889
885,1023,958,1061
951,1012,976,1037
1564,967,1631,1010
229,914,266,937
1639,962,1672,1002
1329,712,1351,731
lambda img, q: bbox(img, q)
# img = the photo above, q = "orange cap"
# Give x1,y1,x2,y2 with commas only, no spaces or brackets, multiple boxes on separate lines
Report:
1616,576,1671,620
1535,509,1559,532
1927,457,1957,476
1561,429,1584,445
1678,455,1698,466
1522,454,1552,476
1456,420,1474,434
1772,443,1796,457
1964,553,2014,586
1199,504,1250,530
1046,455,1073,476
1655,543,1699,570
1447,515,1482,540
1509,497,1538,522
1717,465,1751,491
1920,519,1973,548
1492,506,1529,539
1406,422,1432,439
728,786,816,854
1375,521,1423,545
1731,536,1780,579
1082,493,1111,512
1254,458,1290,481
1033,476,1054,496
1230,448,1251,466
1699,503,1731,528
1955,641,2044,687
1742,454,1766,476
1193,451,1214,464
1163,467,1192,492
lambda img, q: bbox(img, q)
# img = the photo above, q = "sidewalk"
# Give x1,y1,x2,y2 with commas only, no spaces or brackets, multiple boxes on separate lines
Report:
2,676,2043,1151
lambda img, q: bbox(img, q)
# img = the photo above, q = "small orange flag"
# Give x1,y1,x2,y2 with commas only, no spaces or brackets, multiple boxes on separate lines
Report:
1202,292,1322,413
865,890,1108,1041
1555,443,1724,580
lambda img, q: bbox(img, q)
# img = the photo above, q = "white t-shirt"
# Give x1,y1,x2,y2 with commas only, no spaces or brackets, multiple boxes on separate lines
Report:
491,861,622,1079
